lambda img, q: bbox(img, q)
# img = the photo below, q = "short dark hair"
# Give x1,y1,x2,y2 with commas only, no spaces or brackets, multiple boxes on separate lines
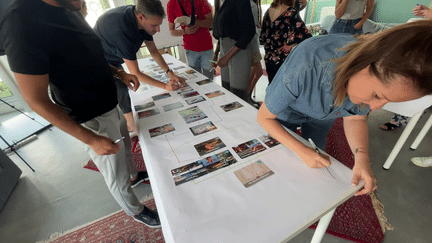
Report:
136,0,165,19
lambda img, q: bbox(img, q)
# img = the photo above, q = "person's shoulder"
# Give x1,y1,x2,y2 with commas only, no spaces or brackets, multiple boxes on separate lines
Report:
295,35,356,59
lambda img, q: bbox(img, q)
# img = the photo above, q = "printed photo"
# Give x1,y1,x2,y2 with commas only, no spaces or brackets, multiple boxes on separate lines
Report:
138,108,160,119
258,134,281,148
181,91,200,99
152,92,171,101
189,121,217,136
171,150,237,186
205,90,225,98
177,85,193,94
173,66,186,70
220,101,244,112
196,79,212,86
178,106,208,124
185,96,205,105
232,139,267,159
134,101,155,112
194,137,226,156
162,102,184,112
234,160,275,188
149,123,175,138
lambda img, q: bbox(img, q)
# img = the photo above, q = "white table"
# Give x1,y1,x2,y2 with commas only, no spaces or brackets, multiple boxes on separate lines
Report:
127,54,363,243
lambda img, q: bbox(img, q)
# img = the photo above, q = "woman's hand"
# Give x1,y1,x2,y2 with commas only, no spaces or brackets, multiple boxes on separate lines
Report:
354,22,363,30
217,55,230,67
297,147,332,168
352,157,377,196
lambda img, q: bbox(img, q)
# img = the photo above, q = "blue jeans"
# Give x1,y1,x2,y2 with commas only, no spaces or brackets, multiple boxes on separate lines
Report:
329,18,363,35
185,49,214,80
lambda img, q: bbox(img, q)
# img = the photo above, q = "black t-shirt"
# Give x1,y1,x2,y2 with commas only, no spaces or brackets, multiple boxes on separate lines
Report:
93,5,153,68
2,0,118,123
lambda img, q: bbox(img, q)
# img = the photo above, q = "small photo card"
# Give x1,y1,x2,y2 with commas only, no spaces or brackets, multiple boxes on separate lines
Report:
258,134,281,148
138,108,160,119
162,102,184,112
178,106,208,124
152,92,171,101
173,66,186,70
232,139,267,159
196,79,212,86
234,160,274,188
189,121,217,136
220,101,244,112
149,123,175,138
205,90,225,99
194,137,226,156
185,96,205,105
134,101,155,112
171,150,237,186
181,91,200,99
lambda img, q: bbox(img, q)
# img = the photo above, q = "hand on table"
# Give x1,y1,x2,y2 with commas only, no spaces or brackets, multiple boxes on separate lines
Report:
352,161,377,196
168,73,187,87
88,134,121,155
298,147,331,169
164,82,181,91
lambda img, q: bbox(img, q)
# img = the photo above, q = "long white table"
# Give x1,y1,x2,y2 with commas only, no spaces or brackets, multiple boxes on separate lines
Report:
127,54,363,243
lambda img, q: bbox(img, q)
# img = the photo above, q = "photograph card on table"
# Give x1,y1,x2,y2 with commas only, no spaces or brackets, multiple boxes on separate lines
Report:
205,90,225,99
177,86,193,94
194,137,226,156
173,66,186,70
162,102,184,112
189,121,217,136
178,106,208,124
181,91,200,99
196,79,212,86
234,160,274,188
171,150,237,186
138,108,160,119
232,139,267,159
134,101,155,112
220,101,244,112
185,96,205,105
152,92,171,101
149,123,176,138
258,134,281,148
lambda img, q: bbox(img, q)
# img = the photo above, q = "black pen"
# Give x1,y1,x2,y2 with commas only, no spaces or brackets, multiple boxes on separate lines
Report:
308,138,336,179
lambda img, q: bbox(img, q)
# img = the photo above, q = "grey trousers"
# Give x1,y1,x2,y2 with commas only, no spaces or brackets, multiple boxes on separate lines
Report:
219,37,253,93
82,106,143,216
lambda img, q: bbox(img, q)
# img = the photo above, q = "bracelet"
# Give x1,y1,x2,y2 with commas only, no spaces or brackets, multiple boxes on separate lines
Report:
355,147,368,154
165,68,172,74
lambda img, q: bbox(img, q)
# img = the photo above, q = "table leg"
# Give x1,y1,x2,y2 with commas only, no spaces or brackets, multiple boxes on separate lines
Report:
310,208,336,243
410,113,432,150
382,111,423,170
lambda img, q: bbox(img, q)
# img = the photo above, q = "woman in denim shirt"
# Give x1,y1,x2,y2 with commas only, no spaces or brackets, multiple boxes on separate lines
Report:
329,0,374,35
257,21,432,196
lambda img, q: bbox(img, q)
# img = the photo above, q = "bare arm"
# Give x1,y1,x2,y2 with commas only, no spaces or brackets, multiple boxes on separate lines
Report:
13,73,120,155
354,0,374,29
195,12,213,28
168,22,185,37
334,0,349,19
257,103,331,168
343,115,377,196
145,40,187,86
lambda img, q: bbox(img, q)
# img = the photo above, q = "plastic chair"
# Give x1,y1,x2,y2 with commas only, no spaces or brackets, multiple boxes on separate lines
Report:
381,95,432,169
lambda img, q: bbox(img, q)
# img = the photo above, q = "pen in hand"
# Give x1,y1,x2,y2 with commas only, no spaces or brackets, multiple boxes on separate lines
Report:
308,138,336,179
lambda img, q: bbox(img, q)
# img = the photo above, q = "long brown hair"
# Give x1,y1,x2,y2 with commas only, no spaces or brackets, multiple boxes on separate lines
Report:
333,20,432,106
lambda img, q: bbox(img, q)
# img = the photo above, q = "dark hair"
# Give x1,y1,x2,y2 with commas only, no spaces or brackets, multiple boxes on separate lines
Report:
136,0,165,19
271,0,296,8
333,20,432,106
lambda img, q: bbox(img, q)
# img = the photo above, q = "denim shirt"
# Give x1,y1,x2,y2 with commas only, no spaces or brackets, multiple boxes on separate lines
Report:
265,34,370,124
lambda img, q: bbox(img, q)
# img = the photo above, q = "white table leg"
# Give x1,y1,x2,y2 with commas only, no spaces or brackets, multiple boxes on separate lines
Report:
310,208,336,243
410,113,432,150
383,111,423,170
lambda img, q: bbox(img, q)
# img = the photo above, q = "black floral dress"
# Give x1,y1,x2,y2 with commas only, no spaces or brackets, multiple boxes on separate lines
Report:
259,3,312,82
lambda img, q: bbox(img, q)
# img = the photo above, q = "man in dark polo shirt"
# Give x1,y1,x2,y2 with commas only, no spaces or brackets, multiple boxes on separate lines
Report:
94,0,186,135
1,0,160,228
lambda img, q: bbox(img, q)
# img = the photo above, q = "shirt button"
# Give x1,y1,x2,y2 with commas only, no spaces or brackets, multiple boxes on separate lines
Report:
336,112,340,115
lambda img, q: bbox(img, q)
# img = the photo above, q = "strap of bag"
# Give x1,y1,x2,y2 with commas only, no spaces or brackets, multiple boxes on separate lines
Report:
176,0,196,26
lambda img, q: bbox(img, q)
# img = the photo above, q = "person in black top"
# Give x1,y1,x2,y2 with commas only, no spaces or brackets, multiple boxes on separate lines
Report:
1,0,160,228
94,0,186,135
212,0,256,101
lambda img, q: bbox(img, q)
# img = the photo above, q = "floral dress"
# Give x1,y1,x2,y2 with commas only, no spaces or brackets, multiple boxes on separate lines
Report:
259,4,312,69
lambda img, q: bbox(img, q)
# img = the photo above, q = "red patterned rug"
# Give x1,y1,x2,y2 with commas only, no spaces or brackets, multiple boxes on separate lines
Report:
83,136,150,184
38,195,164,243
308,118,392,243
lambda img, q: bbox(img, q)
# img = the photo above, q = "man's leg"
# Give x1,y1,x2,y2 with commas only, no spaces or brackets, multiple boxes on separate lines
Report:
199,49,215,80
226,38,253,101
114,78,137,135
219,38,231,90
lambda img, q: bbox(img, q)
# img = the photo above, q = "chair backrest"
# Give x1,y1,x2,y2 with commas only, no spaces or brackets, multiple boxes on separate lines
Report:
383,95,432,117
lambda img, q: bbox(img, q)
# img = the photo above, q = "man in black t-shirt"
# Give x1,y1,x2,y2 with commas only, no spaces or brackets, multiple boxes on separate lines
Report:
1,0,160,228
94,0,186,135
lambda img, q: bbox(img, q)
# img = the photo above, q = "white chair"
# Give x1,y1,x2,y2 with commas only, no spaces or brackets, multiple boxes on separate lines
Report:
382,95,432,169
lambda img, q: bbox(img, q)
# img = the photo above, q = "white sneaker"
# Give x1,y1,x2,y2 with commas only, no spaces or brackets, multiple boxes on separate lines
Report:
410,156,432,167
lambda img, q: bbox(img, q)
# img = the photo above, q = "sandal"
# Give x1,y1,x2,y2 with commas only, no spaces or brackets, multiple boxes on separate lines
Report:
379,122,399,131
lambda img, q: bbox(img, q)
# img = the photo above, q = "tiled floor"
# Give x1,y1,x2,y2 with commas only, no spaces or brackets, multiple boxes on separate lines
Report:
1,73,431,243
